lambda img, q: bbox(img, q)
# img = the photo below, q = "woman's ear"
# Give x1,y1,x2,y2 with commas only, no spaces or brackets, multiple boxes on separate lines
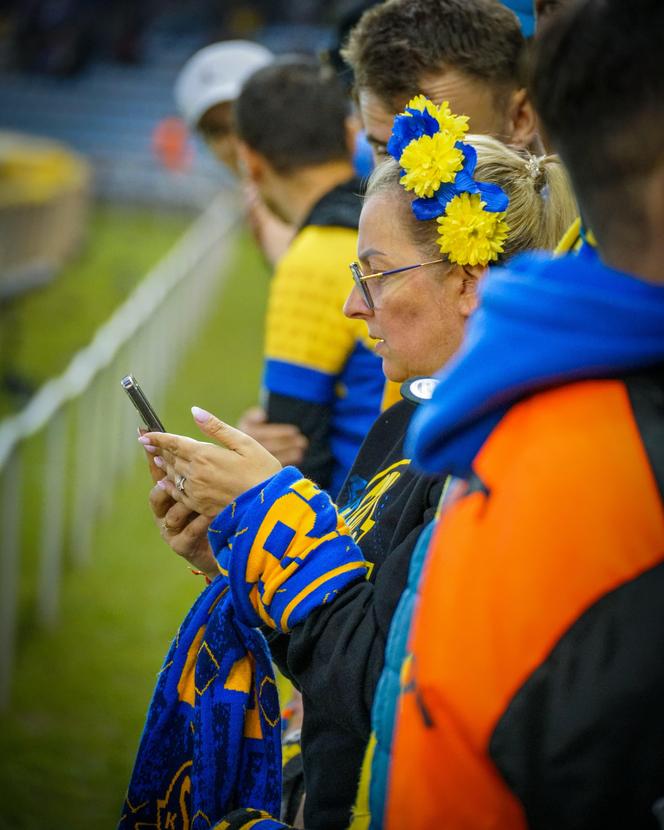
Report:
458,263,487,318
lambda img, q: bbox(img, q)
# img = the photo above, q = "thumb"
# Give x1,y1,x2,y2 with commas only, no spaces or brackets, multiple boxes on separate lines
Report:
192,406,247,452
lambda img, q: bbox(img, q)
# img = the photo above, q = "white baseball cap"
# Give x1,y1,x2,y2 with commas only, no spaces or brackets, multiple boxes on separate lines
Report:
175,40,273,128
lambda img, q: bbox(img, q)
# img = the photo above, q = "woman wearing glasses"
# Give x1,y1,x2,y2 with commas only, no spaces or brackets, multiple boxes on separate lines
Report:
134,108,576,829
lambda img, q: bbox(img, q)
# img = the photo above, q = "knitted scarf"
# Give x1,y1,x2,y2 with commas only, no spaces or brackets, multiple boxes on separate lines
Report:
121,467,366,830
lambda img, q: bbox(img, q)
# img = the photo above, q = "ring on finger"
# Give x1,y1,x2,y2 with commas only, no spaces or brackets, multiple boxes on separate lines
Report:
176,474,186,493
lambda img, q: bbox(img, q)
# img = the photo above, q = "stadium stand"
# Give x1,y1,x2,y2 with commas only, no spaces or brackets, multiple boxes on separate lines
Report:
0,30,228,208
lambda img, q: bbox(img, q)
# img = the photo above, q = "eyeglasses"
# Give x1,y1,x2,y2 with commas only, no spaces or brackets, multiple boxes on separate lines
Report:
349,259,444,310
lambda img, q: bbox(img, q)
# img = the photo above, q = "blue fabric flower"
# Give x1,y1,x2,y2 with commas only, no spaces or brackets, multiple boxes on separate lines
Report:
410,142,509,220
453,142,478,191
453,144,508,210
387,106,440,161
412,183,456,220
476,181,510,213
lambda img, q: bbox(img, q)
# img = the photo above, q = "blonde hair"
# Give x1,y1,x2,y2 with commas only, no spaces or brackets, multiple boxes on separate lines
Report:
366,134,577,262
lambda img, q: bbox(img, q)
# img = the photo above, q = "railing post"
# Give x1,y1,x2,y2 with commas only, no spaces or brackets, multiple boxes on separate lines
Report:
0,194,238,700
71,390,95,567
0,447,22,709
37,409,68,627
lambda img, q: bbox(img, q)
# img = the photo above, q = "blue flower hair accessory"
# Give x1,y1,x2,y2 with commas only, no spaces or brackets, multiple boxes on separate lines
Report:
387,95,510,266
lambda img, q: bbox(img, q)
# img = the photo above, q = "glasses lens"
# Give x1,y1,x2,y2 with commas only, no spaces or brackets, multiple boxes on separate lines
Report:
349,263,374,309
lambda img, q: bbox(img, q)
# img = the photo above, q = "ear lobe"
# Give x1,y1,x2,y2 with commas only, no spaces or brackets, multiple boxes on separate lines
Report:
508,88,539,149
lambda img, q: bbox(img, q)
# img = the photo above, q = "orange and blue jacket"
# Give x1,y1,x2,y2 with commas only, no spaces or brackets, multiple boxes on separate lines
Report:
386,367,664,827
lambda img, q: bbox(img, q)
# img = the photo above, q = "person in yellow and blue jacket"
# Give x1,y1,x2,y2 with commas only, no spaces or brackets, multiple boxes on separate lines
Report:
127,99,575,830
260,180,387,498
233,58,389,497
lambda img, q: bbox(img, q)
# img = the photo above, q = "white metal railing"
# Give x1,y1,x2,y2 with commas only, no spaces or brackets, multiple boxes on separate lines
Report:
0,192,239,708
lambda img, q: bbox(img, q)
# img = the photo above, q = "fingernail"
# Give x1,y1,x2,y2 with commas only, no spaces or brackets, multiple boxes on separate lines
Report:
153,456,165,469
142,444,157,453
157,479,169,489
138,436,151,445
192,406,211,423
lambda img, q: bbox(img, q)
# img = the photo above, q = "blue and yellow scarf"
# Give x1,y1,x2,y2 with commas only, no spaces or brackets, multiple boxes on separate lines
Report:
119,574,281,828
121,467,367,829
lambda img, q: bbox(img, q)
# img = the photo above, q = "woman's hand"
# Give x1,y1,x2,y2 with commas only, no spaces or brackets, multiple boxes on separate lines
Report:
139,406,283,518
140,426,219,579
148,481,219,579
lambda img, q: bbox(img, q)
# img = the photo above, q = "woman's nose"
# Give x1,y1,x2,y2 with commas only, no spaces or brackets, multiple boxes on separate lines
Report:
343,284,373,319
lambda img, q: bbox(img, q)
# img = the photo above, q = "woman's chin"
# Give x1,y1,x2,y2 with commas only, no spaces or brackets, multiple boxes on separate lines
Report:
382,359,407,384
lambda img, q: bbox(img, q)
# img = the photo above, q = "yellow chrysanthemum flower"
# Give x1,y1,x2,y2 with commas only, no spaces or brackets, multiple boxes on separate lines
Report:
437,192,510,266
400,132,464,198
405,95,469,143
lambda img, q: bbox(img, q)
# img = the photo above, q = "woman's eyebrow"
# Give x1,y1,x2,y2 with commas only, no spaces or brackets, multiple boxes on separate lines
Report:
358,247,387,260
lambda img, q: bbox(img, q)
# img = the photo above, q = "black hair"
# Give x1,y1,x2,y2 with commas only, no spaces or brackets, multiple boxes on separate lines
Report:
342,0,525,109
531,0,664,250
234,57,351,174
534,0,572,28
322,0,383,92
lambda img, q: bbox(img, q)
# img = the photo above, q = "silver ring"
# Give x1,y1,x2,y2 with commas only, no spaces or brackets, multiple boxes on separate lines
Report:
176,474,186,493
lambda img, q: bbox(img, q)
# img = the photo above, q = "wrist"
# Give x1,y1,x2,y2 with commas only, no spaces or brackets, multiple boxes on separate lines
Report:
216,469,368,632
190,568,217,585
208,468,294,554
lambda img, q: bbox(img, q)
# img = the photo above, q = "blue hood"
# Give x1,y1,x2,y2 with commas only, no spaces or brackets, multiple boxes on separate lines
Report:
406,251,664,476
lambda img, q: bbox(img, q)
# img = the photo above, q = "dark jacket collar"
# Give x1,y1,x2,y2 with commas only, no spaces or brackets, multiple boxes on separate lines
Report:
300,176,365,231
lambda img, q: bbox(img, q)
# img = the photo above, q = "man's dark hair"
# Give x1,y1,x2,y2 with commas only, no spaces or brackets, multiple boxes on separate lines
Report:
341,0,525,109
535,0,571,28
531,0,664,251
322,0,383,92
235,58,350,174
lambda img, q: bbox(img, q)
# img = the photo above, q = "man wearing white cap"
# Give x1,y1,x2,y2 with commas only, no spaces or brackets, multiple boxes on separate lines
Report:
175,42,304,465
175,39,273,173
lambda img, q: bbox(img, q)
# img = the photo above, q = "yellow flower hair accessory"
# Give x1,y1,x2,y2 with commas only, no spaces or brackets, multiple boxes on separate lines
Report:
399,131,464,198
437,193,510,266
386,95,510,266
405,95,469,144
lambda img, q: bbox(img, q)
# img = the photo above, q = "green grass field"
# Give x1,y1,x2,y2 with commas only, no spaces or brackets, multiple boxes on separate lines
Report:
0,212,271,828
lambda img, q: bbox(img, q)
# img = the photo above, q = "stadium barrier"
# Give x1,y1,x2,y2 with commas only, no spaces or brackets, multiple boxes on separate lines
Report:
0,192,239,709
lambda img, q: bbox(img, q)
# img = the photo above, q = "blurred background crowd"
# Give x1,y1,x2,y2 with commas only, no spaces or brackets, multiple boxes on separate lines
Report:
0,0,377,413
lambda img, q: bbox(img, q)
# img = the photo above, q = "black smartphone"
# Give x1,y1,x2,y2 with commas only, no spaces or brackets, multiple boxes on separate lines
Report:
121,374,166,432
